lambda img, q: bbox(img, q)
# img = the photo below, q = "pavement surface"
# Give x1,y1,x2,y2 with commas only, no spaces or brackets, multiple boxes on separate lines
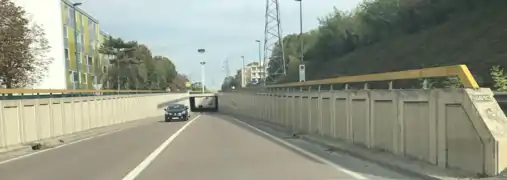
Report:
0,98,419,180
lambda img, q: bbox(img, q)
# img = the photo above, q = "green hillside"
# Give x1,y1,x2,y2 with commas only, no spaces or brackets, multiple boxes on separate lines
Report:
276,0,507,89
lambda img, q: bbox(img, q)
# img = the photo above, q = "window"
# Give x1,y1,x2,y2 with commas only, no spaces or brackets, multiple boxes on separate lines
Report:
64,48,69,61
80,33,84,51
74,72,79,83
69,70,79,82
84,55,89,72
76,32,82,44
79,73,83,84
63,27,68,38
87,56,93,65
76,32,82,52
86,56,92,73
83,73,88,85
80,16,85,30
88,21,96,40
66,8,74,26
90,41,95,53
68,70,74,82
68,70,80,89
168,104,185,110
84,55,88,65
76,52,81,64
92,75,97,84
76,14,81,28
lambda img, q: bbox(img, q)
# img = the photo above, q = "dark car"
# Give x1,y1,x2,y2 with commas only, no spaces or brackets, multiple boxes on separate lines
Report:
164,104,190,122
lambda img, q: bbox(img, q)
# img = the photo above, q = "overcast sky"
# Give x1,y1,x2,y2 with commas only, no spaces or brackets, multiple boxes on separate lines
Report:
80,0,362,89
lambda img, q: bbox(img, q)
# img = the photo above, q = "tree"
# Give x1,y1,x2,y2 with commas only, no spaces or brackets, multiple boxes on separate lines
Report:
0,0,53,88
221,76,236,91
268,0,507,88
153,56,177,90
99,35,181,91
491,65,507,92
169,74,190,91
99,36,138,90
191,82,206,91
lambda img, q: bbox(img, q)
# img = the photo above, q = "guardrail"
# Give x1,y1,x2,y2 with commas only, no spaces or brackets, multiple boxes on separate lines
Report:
0,89,169,100
265,64,479,89
188,90,216,94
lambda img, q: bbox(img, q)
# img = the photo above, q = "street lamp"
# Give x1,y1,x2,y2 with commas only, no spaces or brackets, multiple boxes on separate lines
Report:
255,40,262,83
295,0,306,82
295,0,303,64
255,40,261,65
241,56,245,88
198,48,206,93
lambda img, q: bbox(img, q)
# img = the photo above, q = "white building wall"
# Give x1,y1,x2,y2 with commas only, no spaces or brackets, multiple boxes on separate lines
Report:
12,0,67,89
246,62,266,83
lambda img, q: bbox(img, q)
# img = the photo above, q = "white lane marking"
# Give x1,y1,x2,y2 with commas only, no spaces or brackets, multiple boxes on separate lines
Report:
122,114,202,180
231,118,368,180
0,127,125,165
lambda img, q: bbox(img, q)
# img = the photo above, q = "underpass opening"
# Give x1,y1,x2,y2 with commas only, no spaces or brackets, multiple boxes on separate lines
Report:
189,95,219,112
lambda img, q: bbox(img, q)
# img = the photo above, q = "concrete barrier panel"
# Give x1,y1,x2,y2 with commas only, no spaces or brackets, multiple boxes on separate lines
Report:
219,88,507,176
38,101,52,140
0,93,187,150
51,100,64,137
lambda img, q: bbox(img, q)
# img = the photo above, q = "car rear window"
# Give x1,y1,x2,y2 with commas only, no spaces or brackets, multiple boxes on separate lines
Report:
168,104,184,110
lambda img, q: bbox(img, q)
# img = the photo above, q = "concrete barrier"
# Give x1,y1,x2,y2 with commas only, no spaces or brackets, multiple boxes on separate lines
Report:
0,93,187,150
219,88,507,177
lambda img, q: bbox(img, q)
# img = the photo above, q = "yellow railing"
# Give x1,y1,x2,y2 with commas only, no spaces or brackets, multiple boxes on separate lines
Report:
188,90,216,94
267,64,479,89
0,89,167,94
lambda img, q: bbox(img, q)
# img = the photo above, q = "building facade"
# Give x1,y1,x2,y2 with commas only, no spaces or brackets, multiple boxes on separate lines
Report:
244,62,266,85
61,0,102,90
12,0,105,90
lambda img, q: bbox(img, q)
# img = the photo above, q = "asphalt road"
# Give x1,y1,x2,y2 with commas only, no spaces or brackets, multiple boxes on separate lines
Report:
0,100,417,180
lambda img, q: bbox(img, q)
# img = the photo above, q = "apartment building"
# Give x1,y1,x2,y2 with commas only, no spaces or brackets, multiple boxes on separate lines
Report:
12,0,105,89
243,62,266,85
62,0,102,90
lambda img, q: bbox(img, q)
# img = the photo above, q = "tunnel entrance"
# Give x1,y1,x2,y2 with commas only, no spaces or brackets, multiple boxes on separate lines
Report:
189,95,219,112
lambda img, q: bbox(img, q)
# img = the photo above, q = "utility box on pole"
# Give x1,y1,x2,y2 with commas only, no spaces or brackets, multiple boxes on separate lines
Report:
299,64,306,82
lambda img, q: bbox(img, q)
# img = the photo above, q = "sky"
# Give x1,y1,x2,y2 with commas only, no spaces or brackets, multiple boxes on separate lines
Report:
80,0,362,90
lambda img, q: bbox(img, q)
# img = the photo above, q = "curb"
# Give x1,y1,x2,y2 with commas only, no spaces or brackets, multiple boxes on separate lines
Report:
299,135,441,180
221,114,500,180
0,146,31,154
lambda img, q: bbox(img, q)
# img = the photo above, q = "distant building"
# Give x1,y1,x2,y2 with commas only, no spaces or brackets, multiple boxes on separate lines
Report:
243,61,266,85
12,0,106,90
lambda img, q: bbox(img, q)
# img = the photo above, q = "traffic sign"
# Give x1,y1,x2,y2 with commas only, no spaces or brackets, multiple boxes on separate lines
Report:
251,79,258,85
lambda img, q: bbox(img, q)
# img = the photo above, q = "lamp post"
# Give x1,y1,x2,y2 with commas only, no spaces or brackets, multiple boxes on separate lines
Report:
241,56,245,88
295,0,303,64
255,40,261,66
295,0,306,82
255,40,262,83
72,2,82,89
198,48,206,93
